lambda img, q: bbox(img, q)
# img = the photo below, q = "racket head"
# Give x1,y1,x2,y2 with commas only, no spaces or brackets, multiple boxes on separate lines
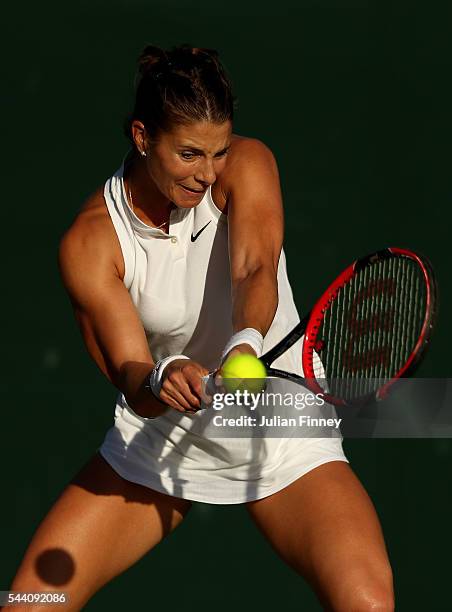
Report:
301,247,438,406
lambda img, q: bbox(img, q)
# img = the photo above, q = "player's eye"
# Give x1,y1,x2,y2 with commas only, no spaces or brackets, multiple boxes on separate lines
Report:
215,149,229,158
180,151,196,160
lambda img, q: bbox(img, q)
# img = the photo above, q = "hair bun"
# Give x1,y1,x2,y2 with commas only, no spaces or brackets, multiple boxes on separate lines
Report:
137,45,169,77
163,45,219,73
190,47,220,60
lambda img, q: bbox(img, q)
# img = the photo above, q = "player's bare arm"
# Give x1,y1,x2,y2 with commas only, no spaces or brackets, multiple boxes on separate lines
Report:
222,137,284,356
58,196,206,416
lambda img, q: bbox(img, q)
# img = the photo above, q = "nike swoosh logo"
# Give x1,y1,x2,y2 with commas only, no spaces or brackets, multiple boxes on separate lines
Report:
191,220,212,242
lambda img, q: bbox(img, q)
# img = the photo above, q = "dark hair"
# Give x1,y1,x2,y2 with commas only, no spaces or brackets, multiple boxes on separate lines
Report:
125,44,235,144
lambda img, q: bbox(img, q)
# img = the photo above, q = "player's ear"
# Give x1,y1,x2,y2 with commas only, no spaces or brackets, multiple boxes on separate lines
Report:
131,120,149,157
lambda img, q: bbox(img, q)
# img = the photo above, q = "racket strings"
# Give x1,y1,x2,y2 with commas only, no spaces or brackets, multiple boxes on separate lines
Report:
317,257,427,400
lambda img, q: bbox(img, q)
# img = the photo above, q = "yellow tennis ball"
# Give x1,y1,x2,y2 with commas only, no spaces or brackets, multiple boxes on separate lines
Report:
222,354,267,393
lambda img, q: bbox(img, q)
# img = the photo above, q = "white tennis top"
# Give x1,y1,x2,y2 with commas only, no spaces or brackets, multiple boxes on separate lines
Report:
99,161,347,503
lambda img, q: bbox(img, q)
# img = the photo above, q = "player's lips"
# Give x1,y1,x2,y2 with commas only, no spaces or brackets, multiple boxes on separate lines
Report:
179,184,206,195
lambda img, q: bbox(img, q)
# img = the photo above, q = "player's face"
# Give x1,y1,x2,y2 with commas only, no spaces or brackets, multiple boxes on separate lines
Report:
147,120,232,207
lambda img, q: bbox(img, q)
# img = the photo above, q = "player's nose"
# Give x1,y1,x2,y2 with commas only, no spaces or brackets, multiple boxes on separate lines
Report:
195,159,216,185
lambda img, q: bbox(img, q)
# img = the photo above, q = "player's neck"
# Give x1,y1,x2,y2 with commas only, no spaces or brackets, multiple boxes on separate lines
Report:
124,156,174,226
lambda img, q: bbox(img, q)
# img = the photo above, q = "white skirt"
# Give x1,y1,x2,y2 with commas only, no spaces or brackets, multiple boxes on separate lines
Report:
99,391,349,504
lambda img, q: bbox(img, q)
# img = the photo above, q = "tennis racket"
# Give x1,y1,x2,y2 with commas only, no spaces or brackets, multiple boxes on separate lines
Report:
256,247,437,407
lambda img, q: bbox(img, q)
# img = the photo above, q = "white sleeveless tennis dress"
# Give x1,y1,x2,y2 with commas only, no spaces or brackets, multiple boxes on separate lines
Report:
99,160,348,504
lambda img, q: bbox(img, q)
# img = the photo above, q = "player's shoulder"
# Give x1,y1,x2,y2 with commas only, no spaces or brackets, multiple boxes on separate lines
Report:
226,134,276,167
59,186,123,278
60,187,110,251
218,135,279,201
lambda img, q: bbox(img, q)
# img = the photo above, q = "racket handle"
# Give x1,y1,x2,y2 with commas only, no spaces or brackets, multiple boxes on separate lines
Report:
201,374,219,400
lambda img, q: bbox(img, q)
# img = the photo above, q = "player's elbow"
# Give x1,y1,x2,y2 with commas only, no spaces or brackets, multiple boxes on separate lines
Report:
231,262,278,290
231,252,280,285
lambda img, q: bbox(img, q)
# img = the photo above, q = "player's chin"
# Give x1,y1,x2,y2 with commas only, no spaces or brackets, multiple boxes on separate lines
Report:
173,184,206,206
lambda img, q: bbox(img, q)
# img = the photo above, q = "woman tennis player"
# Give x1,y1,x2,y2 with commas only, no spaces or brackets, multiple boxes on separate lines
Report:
10,45,394,610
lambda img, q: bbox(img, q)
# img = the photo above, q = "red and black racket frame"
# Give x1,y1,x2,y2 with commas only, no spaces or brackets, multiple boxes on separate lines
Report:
260,247,438,407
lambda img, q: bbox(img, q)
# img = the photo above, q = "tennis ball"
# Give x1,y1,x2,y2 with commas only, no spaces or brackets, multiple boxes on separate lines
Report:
221,354,267,394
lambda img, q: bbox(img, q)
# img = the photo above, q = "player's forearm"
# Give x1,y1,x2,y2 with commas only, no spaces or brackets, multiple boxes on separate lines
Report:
231,266,278,337
118,361,168,418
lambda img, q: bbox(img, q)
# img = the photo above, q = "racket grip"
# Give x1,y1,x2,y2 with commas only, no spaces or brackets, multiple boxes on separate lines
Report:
201,373,220,405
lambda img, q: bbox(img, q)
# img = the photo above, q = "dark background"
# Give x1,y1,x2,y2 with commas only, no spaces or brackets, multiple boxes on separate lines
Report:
1,1,451,609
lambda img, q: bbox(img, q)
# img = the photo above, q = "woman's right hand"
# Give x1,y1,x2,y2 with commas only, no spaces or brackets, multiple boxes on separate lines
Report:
159,359,210,414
